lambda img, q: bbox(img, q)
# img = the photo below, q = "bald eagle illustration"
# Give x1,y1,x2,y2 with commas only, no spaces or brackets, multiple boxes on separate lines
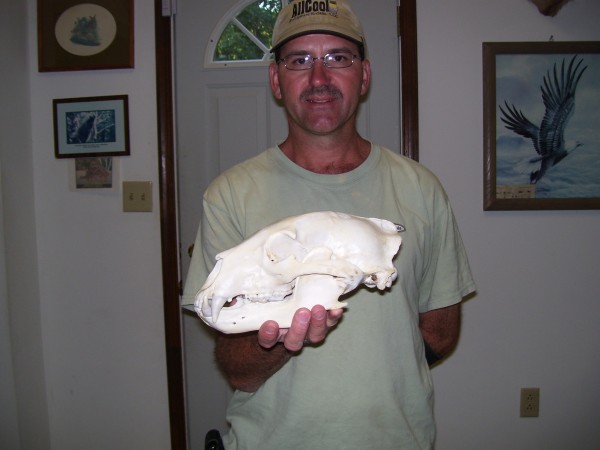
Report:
499,55,587,184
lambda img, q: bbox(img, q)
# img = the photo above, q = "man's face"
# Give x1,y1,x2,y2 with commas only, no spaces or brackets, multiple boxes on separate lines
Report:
269,34,370,137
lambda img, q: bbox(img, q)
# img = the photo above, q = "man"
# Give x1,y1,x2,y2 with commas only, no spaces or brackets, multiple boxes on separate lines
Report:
183,1,476,448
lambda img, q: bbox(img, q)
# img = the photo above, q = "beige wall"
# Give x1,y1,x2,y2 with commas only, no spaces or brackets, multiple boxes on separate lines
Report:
418,0,600,448
1,0,170,448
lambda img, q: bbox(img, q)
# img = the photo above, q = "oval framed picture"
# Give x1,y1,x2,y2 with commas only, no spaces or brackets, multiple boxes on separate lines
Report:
38,0,133,72
54,4,118,57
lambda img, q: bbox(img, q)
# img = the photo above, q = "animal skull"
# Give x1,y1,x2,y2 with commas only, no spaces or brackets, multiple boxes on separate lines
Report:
194,211,403,333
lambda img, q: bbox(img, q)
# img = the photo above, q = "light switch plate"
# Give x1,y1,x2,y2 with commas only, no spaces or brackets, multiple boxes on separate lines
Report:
123,181,153,212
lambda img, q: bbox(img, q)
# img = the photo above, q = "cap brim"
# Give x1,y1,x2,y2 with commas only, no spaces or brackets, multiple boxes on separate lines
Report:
270,30,364,53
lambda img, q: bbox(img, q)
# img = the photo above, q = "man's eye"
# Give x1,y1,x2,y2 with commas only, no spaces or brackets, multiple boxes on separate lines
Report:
290,56,310,66
328,53,350,63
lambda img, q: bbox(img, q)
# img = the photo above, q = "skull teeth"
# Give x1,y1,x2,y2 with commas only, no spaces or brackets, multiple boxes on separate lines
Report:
209,297,229,323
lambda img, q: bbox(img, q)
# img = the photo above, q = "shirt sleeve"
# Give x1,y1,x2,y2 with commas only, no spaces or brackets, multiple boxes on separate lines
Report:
181,186,244,307
418,191,476,313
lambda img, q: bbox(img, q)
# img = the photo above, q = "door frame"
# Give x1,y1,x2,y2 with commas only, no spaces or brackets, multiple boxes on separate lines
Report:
154,1,419,447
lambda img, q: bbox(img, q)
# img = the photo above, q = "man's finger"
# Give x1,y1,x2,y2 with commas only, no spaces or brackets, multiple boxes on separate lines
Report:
283,308,311,351
306,305,328,344
258,320,281,349
327,308,344,328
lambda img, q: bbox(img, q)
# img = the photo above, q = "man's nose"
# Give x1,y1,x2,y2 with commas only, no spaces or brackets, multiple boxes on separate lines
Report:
308,58,331,85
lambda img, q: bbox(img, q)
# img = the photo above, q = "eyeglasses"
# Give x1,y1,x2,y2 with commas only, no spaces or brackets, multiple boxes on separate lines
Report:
278,51,361,71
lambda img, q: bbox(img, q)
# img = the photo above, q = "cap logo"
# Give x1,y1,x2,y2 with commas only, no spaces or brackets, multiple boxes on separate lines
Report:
272,0,363,52
290,0,338,21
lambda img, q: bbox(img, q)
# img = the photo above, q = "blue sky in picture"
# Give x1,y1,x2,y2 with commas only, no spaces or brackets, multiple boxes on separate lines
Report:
495,52,600,198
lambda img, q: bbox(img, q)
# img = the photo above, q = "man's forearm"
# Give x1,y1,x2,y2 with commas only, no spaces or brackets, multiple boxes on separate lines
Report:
419,303,461,365
215,332,291,392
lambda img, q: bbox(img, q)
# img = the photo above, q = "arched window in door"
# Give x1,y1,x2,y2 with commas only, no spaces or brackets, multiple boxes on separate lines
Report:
206,0,282,67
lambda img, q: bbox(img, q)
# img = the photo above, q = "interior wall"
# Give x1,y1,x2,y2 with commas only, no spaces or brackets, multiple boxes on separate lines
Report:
1,0,171,448
0,0,49,448
417,1,600,448
0,169,22,449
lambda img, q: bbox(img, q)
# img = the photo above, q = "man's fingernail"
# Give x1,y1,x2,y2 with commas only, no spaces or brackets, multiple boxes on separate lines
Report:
298,310,310,324
314,310,326,320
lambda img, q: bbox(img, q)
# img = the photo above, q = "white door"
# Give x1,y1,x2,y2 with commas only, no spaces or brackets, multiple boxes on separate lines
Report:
175,0,401,447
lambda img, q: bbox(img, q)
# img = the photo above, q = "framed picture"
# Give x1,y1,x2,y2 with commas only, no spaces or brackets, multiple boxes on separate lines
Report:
483,41,600,210
69,157,119,191
53,95,130,159
38,0,133,71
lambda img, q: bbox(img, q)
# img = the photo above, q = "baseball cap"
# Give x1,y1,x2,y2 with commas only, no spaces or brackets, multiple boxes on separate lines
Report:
271,0,365,53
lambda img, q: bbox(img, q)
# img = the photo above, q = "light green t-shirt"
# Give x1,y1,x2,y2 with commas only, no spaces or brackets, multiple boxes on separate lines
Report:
183,144,476,449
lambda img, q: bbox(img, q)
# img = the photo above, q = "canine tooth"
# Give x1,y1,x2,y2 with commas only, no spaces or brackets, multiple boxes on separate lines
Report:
210,296,229,323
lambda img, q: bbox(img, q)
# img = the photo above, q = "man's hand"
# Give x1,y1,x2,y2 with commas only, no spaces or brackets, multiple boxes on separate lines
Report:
258,305,343,351
215,304,343,392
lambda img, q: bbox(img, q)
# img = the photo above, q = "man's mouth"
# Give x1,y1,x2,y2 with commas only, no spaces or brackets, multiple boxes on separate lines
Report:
307,97,333,103
301,87,342,103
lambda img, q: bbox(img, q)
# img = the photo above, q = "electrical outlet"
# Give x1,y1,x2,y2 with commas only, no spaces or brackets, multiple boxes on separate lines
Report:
520,387,540,417
122,181,153,212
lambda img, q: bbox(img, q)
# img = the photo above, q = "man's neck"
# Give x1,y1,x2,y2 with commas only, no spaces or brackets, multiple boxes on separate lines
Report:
279,131,371,174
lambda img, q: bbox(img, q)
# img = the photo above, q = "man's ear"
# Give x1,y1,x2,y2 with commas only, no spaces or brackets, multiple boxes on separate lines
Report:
361,59,371,96
269,63,283,100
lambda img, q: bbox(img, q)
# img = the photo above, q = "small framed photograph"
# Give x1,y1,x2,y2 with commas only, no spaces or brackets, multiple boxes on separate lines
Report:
69,157,119,191
38,0,134,72
53,95,130,159
483,41,600,210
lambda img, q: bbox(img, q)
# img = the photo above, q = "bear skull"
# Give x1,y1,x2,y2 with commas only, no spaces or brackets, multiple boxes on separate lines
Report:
194,211,403,333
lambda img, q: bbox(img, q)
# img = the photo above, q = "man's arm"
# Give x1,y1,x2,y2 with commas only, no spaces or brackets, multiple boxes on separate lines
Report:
419,303,461,367
215,305,343,392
